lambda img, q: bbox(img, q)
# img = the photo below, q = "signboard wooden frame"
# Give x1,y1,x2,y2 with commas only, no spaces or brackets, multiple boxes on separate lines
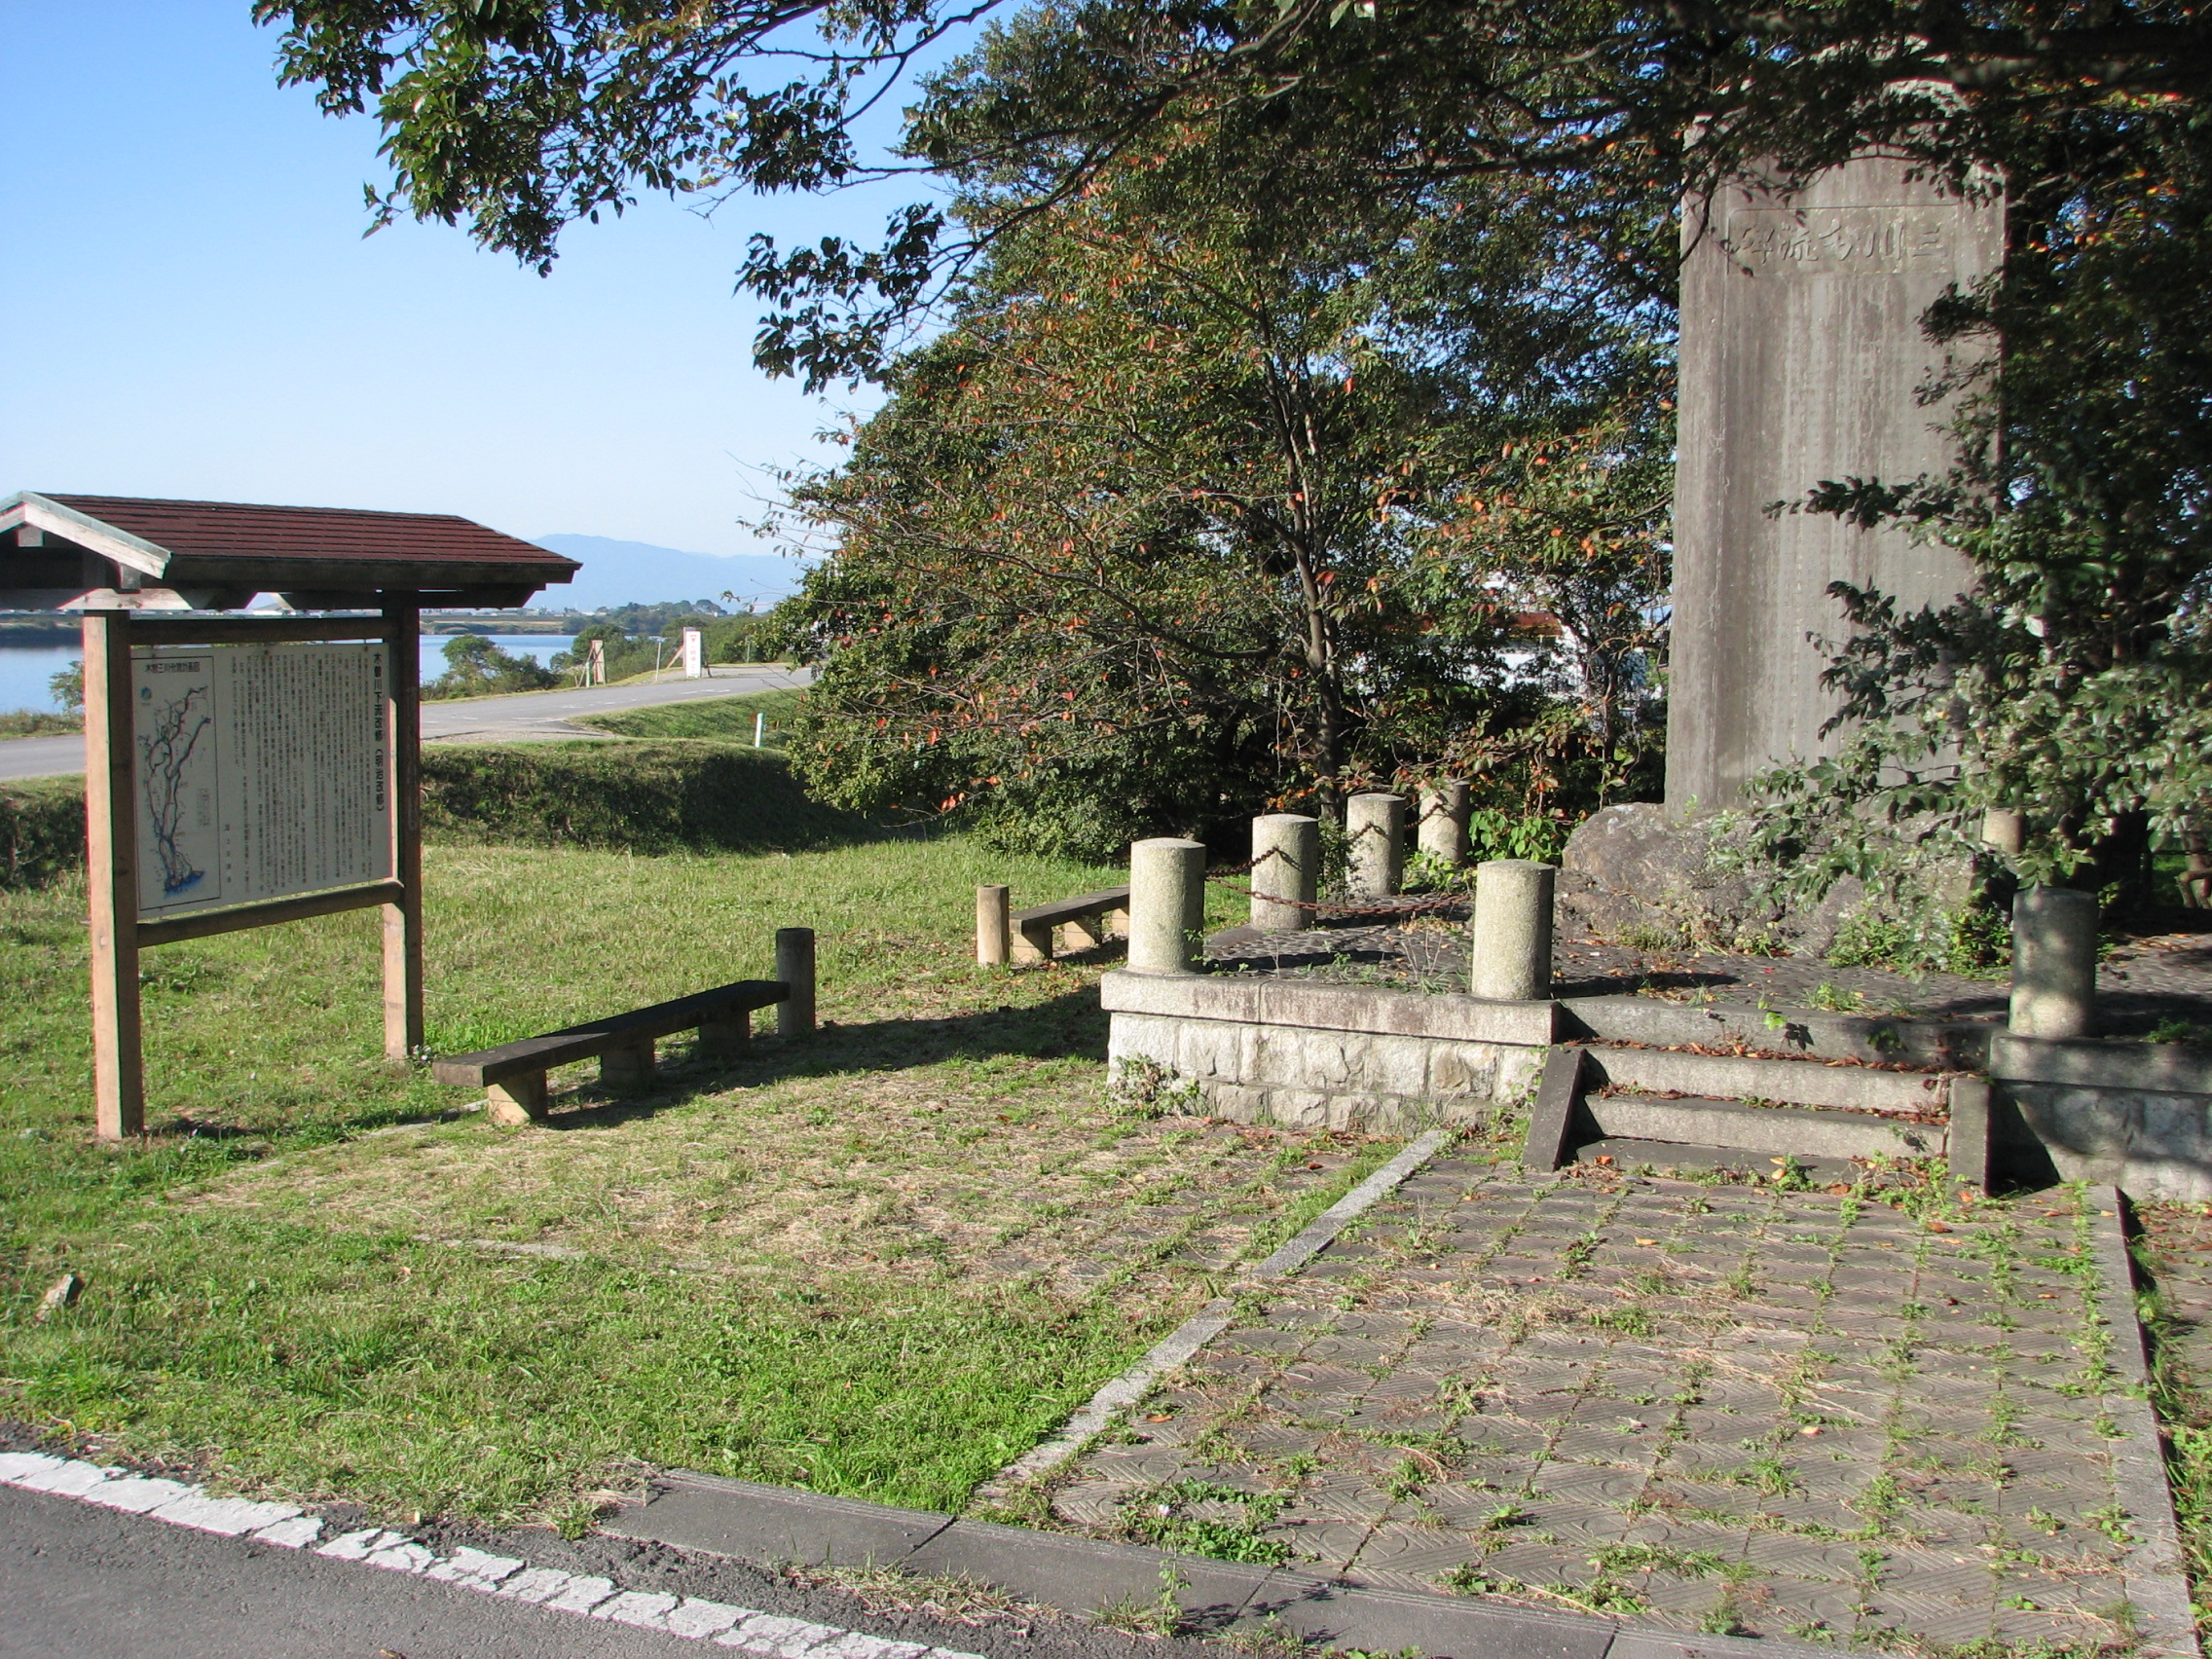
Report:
83,603,424,1138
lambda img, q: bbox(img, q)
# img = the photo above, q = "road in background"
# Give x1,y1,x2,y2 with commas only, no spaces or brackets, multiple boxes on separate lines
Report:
0,666,812,783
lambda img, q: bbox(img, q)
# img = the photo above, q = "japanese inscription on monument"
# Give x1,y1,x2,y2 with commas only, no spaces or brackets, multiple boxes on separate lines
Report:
130,642,392,920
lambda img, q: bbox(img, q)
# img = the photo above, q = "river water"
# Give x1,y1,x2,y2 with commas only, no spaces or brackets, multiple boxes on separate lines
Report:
0,635,576,714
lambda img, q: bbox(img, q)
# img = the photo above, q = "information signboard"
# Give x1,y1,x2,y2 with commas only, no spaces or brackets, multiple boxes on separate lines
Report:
130,642,393,921
681,626,704,679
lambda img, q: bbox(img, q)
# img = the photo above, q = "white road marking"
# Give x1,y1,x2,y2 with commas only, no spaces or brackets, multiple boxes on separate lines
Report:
0,1454,984,1659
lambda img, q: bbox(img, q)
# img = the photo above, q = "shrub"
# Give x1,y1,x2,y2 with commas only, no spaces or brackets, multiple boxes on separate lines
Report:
419,741,876,854
0,778,88,889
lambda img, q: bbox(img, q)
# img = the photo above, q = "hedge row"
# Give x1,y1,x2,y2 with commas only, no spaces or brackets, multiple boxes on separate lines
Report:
0,740,877,890
418,741,875,854
0,777,86,889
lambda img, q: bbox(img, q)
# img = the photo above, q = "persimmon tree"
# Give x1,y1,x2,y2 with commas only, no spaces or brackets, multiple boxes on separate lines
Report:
761,150,1670,854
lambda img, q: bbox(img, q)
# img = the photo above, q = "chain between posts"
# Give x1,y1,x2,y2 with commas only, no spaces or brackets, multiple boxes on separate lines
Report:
1203,857,1467,924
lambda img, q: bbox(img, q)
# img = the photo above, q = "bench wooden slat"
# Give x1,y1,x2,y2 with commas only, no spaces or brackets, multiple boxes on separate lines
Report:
1012,885,1131,928
430,978,789,1088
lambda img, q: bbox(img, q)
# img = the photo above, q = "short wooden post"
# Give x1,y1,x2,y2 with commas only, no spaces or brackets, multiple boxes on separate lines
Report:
776,927,817,1036
84,611,145,1140
977,884,1011,966
382,602,425,1059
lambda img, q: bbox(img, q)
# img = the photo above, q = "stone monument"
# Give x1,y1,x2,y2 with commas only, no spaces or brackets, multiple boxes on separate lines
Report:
1666,158,2006,816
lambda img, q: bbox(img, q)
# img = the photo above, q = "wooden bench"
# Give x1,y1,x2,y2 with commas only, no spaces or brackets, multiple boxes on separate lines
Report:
432,978,789,1125
1012,885,1131,963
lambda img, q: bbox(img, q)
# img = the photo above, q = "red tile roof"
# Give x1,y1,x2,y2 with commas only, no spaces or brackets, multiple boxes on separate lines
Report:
43,495,572,572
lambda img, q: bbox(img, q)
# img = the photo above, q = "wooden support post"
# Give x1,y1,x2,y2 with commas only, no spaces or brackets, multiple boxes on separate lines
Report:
1062,914,1102,950
977,885,1011,966
698,1009,752,1057
775,927,816,1036
383,601,424,1059
84,611,145,1140
601,1038,655,1090
486,1073,548,1126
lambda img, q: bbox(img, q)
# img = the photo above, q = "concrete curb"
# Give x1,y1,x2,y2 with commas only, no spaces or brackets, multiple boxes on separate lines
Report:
603,1472,1831,1659
987,1126,1456,1493
2086,1189,2202,1659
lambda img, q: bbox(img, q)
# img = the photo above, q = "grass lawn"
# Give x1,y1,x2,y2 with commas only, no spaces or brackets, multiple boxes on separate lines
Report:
0,830,1390,1532
577,686,805,745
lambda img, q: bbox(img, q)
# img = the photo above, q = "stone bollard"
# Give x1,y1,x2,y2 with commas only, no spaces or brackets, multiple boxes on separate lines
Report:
2009,886,2097,1039
1418,781,1472,867
1128,837,1207,974
1981,808,2026,858
1469,859,1556,1002
775,926,817,1036
976,884,1012,966
1250,814,1320,932
1346,793,1407,900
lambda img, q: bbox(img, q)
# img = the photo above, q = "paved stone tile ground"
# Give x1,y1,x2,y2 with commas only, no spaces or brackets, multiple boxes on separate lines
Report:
1045,1163,2163,1653
1209,901,2212,1037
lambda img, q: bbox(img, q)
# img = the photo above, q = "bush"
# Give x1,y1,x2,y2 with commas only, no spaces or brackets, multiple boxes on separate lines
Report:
0,741,879,890
424,635,561,700
0,778,88,889
420,741,876,854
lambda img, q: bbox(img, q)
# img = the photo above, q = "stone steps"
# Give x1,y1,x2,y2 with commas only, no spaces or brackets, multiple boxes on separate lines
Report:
1585,1090,1946,1162
1526,1042,1980,1184
1572,1136,1863,1185
1583,1045,1951,1117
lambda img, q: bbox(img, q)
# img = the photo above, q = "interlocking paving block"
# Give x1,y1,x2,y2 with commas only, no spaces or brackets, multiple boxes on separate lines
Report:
1023,1163,2195,1659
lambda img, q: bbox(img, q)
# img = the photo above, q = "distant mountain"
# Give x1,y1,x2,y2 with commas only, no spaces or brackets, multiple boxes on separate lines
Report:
527,534,817,613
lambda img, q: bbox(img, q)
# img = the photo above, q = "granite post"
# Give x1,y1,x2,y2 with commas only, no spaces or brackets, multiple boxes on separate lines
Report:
2009,886,2098,1040
1346,793,1406,900
1250,814,1320,932
1418,781,1472,867
1128,837,1207,975
1469,859,1555,1003
1668,161,2004,815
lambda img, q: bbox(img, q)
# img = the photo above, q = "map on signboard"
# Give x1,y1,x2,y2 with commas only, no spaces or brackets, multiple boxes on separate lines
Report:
132,653,222,907
132,643,393,921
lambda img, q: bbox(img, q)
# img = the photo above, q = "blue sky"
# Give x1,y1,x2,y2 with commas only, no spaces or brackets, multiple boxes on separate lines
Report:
0,3,936,557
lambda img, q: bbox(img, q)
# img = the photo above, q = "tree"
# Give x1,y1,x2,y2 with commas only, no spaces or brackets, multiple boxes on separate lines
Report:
256,0,2212,385
424,634,561,699
762,123,1671,855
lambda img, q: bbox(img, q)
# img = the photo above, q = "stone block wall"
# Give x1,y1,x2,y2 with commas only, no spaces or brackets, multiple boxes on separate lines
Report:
1102,972,1553,1133
1990,1034,2212,1200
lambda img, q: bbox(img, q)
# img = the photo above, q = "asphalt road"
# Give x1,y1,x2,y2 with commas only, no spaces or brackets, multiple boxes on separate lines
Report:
0,1480,1196,1659
0,666,810,782
0,1484,705,1659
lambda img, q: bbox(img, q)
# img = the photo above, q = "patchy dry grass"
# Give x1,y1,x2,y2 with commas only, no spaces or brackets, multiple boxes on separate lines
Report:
0,830,1373,1530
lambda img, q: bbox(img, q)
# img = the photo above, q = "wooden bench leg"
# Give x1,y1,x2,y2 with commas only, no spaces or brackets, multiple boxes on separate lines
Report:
1062,914,1102,950
487,1072,548,1126
602,1039,655,1090
1012,920,1053,964
698,1011,751,1057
